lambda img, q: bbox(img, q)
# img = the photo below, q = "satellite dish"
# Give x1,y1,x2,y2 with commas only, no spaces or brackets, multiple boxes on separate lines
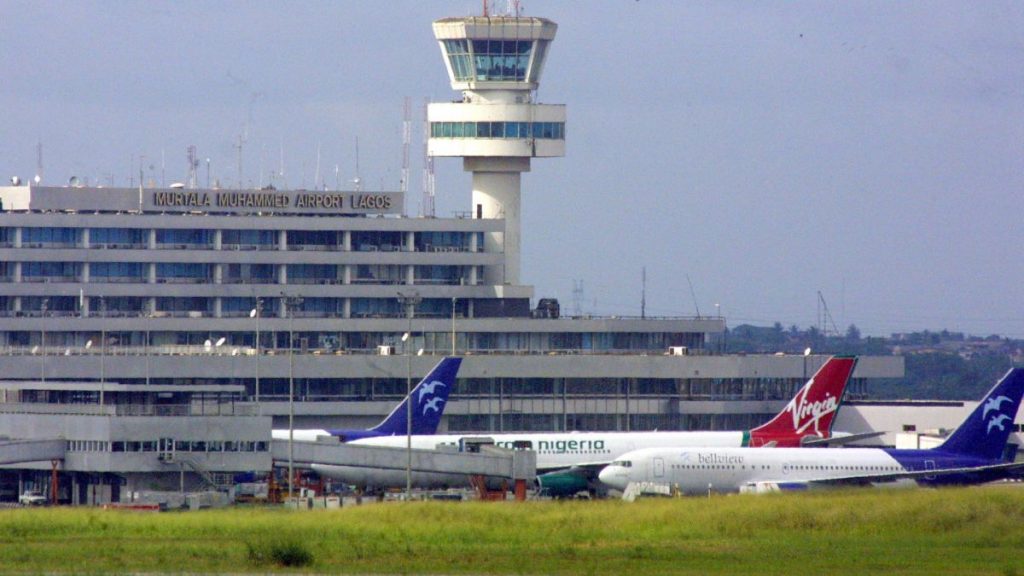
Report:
33,175,41,184
804,347,812,356
31,345,39,354
215,337,227,347
203,339,212,350
10,176,20,186
249,308,257,318
170,182,185,189
68,176,81,187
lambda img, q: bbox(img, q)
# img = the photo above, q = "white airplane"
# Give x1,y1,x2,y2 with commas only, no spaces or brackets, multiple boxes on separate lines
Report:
599,367,1024,497
316,356,867,495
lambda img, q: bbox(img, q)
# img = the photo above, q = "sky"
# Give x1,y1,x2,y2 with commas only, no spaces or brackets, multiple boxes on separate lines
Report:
1,1,1022,337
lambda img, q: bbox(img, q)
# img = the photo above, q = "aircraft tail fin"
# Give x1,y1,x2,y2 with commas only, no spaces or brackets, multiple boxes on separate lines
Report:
937,367,1024,460
368,356,462,437
749,356,857,446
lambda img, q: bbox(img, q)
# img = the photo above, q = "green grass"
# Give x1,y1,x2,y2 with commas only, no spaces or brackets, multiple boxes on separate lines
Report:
0,487,1022,574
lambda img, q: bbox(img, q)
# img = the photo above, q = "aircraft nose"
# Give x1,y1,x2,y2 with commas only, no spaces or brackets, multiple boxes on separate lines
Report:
599,465,626,490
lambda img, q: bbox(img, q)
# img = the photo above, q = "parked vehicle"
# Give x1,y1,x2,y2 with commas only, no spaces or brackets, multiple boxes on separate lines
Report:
18,490,46,506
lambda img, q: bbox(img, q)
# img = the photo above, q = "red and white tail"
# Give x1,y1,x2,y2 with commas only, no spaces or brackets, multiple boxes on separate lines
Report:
748,356,857,447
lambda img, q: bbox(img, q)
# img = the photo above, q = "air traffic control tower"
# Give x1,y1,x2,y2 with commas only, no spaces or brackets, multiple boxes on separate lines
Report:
428,16,565,287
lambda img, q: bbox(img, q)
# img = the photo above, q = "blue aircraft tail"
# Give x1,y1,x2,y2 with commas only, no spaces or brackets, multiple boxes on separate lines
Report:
369,356,461,436
326,357,461,441
937,367,1024,460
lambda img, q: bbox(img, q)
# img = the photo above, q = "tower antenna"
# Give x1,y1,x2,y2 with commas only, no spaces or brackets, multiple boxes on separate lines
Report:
34,141,43,184
186,145,199,190
401,97,411,210
352,137,362,191
421,97,436,217
686,274,701,319
817,291,840,337
641,266,647,319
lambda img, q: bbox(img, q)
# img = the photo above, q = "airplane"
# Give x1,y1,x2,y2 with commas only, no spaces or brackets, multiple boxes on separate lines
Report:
271,356,462,443
315,355,865,495
598,367,1024,497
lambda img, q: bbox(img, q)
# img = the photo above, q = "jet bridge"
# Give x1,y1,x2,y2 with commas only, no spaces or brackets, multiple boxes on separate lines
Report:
0,439,66,465
270,438,536,498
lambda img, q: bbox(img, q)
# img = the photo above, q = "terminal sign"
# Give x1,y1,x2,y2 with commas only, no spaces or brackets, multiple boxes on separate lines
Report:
149,190,400,214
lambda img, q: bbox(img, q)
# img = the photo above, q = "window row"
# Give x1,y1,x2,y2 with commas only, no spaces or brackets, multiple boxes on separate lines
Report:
431,121,564,140
1,228,484,252
106,440,269,453
8,262,480,286
443,39,535,82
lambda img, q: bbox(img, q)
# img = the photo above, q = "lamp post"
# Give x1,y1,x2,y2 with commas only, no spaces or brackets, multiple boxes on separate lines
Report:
802,347,812,385
99,297,106,406
282,293,303,501
451,297,457,356
40,297,48,382
397,291,421,500
250,297,263,412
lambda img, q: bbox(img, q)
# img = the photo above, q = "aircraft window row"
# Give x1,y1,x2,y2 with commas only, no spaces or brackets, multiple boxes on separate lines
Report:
783,465,900,472
536,449,610,455
431,121,565,140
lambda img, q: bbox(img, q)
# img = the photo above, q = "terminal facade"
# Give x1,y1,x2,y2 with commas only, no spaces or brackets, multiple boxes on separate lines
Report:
0,13,905,502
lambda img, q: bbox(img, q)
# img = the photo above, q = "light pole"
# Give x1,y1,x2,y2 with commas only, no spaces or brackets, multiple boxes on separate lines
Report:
205,158,211,189
40,298,48,382
451,297,457,356
250,298,263,412
282,293,303,501
802,347,812,385
397,290,421,500
99,297,106,406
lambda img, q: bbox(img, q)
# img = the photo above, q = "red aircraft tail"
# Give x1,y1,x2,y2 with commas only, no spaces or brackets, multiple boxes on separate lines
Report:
748,356,857,447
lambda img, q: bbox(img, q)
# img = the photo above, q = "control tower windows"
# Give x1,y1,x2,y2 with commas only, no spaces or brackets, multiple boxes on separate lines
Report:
431,122,564,140
441,39,534,81
471,40,532,81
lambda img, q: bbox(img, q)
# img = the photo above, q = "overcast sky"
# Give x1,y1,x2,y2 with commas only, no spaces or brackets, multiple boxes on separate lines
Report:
2,1,1021,337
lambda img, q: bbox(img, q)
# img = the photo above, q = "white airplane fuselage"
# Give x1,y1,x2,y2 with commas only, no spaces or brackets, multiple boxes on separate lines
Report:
598,446,961,495
313,431,748,487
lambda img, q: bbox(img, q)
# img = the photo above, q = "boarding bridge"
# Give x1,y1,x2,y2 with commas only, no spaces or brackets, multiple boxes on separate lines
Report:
0,439,66,465
270,439,536,486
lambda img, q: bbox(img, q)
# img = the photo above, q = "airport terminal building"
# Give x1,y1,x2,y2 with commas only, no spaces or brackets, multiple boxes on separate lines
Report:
0,13,906,501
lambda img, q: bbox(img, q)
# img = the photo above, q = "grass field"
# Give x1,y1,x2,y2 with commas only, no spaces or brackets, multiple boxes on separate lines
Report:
0,487,1022,574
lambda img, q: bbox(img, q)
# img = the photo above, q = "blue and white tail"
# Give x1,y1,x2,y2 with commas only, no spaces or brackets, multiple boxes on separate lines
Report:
368,356,461,436
325,357,461,441
937,367,1024,460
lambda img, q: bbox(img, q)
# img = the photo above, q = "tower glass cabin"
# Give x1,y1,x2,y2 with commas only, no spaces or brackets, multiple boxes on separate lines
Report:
428,17,565,286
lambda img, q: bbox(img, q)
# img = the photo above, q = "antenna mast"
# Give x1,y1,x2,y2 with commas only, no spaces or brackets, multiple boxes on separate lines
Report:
641,267,647,319
186,145,199,189
34,141,43,184
817,291,840,337
686,274,701,319
421,97,436,217
572,280,584,317
401,97,411,209
352,137,362,191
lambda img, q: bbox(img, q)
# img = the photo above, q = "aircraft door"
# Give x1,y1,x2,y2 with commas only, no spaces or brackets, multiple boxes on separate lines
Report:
925,459,936,481
653,457,665,479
